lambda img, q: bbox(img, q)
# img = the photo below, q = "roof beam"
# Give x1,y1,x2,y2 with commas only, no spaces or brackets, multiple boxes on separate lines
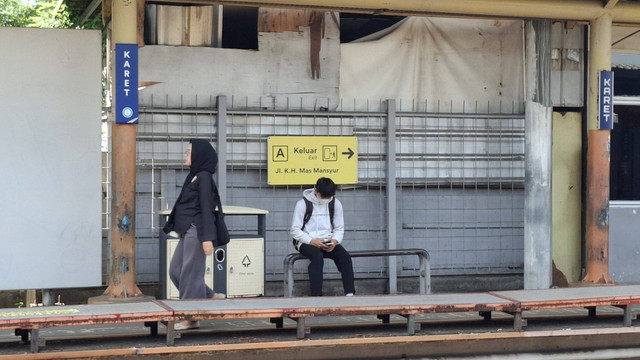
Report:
143,0,640,26
78,0,102,26
604,0,620,9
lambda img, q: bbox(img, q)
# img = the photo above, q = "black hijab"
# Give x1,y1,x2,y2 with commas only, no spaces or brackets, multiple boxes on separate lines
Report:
163,139,220,234
189,139,218,174
184,139,217,185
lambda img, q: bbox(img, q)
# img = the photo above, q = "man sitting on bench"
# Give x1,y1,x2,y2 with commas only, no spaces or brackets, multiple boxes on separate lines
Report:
290,177,355,297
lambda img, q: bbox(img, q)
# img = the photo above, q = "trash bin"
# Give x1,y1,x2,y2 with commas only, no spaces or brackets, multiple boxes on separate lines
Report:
159,206,268,299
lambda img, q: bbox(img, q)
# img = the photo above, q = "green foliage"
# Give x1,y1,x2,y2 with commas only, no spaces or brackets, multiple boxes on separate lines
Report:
64,0,103,29
0,0,36,27
77,16,102,30
0,0,102,29
32,0,73,28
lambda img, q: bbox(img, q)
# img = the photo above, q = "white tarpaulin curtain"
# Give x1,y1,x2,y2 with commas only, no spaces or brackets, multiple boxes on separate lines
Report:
340,17,524,112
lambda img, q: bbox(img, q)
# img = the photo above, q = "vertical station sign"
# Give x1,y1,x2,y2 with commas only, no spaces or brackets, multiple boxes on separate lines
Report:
598,70,614,130
268,136,358,185
115,43,138,124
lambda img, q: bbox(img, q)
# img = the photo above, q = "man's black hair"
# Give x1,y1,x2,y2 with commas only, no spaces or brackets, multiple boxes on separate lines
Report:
315,177,336,198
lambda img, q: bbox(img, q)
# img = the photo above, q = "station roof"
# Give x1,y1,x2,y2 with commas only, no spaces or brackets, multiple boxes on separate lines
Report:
73,0,640,28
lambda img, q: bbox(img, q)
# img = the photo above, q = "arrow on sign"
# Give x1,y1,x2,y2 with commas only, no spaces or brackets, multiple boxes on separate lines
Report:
242,255,251,267
341,148,355,159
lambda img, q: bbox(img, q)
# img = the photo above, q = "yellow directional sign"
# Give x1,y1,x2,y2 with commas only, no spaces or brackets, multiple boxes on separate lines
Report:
268,136,358,185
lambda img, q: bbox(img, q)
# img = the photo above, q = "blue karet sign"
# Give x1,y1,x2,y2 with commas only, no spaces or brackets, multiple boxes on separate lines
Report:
115,44,138,124
599,70,614,130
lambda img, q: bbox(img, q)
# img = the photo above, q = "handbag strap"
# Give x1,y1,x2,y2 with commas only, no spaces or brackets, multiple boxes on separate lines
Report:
210,178,224,213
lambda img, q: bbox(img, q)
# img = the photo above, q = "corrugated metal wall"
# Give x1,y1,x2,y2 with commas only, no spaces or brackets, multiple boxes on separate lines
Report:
102,96,525,287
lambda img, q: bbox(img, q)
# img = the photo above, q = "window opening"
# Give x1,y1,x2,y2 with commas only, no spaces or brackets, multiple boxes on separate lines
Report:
610,65,640,200
144,4,258,50
339,13,405,43
222,6,258,50
610,105,640,200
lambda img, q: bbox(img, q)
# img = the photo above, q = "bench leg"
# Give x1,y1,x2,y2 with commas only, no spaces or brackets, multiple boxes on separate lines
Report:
612,305,636,326
510,312,527,331
16,329,45,353
165,321,180,346
270,317,284,329
144,321,159,336
15,329,29,343
285,263,295,297
479,311,492,322
400,314,420,335
30,329,44,353
624,306,633,326
621,305,636,326
293,318,309,339
586,306,597,317
377,314,390,324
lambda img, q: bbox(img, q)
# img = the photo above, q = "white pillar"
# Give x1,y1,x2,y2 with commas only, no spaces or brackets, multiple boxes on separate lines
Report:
524,20,553,289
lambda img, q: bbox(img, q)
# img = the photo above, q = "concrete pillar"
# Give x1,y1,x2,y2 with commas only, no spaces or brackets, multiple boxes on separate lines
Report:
524,20,553,289
582,13,613,284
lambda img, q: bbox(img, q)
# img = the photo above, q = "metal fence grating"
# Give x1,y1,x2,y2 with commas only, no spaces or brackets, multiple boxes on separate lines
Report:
101,96,525,285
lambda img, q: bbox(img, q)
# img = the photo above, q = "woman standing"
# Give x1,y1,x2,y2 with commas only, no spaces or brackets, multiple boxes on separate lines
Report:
163,139,225,330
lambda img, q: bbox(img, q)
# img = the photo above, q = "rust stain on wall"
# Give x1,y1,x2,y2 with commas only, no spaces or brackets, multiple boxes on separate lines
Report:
552,260,569,287
309,11,324,79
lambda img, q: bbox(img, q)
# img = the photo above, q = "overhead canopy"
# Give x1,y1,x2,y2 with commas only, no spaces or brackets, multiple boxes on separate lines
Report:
110,0,640,26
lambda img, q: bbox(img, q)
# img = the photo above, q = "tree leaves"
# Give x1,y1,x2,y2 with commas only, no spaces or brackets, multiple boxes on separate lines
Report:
0,0,99,29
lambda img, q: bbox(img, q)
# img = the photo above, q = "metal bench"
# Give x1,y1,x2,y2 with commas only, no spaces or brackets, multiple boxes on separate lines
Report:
283,248,431,297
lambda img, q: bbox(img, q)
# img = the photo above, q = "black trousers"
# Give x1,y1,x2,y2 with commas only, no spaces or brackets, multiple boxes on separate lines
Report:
299,243,355,296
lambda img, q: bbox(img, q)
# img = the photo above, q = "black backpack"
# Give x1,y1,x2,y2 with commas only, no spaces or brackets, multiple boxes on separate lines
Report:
292,197,335,250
